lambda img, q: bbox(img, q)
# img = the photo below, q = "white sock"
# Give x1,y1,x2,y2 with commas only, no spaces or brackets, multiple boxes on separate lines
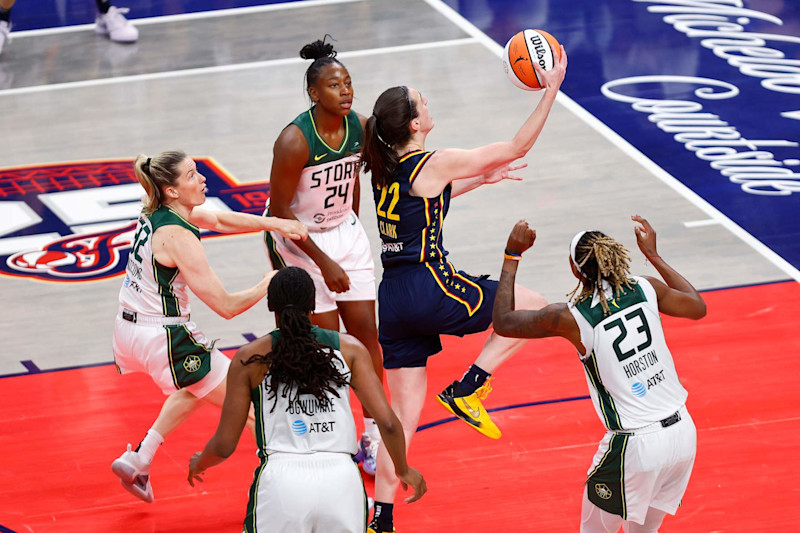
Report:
363,417,380,442
137,428,164,464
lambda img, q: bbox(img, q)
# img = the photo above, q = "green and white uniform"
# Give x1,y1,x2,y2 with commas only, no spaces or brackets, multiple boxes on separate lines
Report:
263,107,375,314
569,276,696,527
244,327,367,533
113,206,229,398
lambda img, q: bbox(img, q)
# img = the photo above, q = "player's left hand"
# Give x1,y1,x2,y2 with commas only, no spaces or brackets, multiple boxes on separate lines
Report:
483,162,527,185
506,219,536,256
188,452,205,487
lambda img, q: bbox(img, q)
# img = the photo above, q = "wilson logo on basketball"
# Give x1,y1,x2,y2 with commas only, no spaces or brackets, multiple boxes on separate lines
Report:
0,158,271,283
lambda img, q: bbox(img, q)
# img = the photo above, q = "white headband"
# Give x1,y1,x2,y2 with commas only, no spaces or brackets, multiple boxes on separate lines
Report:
570,230,588,272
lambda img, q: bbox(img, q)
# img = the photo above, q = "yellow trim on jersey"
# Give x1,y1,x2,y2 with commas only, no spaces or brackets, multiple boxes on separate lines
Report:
420,198,431,263
399,150,425,163
408,152,433,185
307,109,349,154
166,207,200,232
425,263,481,316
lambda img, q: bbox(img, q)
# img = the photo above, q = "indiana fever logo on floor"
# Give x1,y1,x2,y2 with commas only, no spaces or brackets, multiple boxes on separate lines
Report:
0,158,270,282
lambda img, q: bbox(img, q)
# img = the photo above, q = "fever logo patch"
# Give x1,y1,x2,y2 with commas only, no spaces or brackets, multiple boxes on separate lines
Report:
0,158,270,282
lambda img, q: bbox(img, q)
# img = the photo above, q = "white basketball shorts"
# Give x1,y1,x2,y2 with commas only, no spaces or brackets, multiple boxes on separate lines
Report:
244,451,367,533
584,405,696,524
264,210,376,314
112,313,229,398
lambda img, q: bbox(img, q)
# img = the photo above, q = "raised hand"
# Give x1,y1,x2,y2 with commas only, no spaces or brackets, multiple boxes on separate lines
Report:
532,44,568,92
632,214,658,260
505,219,536,256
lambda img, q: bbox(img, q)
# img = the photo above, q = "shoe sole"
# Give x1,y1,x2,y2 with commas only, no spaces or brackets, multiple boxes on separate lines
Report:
111,458,141,484
119,478,154,503
436,394,502,439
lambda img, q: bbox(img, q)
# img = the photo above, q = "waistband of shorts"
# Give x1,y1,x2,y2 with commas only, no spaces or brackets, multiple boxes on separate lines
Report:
118,306,189,326
612,405,687,436
265,450,353,462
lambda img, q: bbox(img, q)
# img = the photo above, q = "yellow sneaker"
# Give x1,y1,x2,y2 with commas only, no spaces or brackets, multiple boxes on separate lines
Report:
436,378,501,439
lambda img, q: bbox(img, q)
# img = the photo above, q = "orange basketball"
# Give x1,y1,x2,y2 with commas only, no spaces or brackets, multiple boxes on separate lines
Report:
502,29,562,91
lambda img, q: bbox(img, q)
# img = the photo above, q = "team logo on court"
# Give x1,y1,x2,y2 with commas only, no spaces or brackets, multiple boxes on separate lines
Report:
0,158,271,282
594,483,613,500
183,355,202,373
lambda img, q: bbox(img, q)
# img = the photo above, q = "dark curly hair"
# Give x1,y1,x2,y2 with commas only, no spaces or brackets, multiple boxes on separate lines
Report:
243,267,349,414
299,35,346,98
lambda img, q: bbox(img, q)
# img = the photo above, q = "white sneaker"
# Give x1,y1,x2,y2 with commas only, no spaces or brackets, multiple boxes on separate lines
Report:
0,20,11,56
95,6,138,43
112,443,154,503
359,433,379,476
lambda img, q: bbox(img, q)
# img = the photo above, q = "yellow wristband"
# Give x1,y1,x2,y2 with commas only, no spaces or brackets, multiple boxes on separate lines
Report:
503,253,522,261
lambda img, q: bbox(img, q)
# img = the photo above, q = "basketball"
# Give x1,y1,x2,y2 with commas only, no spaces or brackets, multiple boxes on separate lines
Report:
502,29,562,91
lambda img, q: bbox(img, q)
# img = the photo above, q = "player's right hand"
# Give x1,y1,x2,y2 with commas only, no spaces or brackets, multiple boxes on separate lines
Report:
506,219,536,256
532,44,567,92
399,467,427,504
321,258,350,293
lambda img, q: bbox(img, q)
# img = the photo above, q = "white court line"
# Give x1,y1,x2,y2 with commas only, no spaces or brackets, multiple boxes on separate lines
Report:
423,0,800,285
9,0,368,38
684,219,721,228
0,38,477,97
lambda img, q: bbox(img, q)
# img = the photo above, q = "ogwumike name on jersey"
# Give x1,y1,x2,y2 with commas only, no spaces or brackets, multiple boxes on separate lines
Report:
287,396,337,415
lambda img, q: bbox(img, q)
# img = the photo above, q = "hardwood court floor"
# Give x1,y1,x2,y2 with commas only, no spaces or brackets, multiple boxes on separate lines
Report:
1,281,799,532
1,0,798,532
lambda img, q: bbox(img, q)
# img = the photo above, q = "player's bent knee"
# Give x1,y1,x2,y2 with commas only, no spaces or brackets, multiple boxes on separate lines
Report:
514,284,548,310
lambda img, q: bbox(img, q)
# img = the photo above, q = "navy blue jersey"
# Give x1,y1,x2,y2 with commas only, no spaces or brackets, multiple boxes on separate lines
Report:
373,150,451,269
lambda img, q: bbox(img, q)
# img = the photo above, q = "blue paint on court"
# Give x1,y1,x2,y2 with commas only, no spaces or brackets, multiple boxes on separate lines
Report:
446,0,800,274
7,0,294,31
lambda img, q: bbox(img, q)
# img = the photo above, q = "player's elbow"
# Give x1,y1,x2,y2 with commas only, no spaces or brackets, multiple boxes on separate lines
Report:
688,300,707,320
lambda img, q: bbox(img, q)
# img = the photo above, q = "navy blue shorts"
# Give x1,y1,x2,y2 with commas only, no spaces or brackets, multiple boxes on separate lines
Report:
378,262,498,369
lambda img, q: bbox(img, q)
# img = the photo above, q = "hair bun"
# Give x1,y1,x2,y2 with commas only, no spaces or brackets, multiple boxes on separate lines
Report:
299,36,337,61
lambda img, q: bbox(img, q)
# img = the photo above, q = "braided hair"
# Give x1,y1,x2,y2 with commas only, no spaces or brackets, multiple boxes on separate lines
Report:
243,267,349,414
567,231,634,315
299,36,345,101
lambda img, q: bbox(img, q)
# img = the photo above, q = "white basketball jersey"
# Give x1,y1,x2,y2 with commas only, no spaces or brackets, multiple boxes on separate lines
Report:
254,327,358,456
118,206,195,317
281,108,363,232
568,276,687,430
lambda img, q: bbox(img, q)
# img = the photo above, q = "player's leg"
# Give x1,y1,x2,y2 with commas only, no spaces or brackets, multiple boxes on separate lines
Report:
339,299,383,476
438,282,546,438
370,366,427,533
580,486,624,533
623,507,668,533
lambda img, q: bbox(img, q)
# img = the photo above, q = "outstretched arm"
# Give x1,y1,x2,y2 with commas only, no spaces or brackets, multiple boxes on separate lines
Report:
492,220,582,349
189,208,307,241
342,335,427,503
632,215,706,319
412,47,567,197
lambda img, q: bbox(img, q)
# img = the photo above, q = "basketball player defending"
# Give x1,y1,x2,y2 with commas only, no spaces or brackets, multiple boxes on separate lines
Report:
188,267,426,533
111,151,306,503
263,37,384,476
492,215,705,533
